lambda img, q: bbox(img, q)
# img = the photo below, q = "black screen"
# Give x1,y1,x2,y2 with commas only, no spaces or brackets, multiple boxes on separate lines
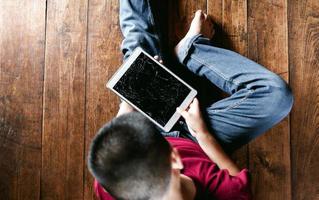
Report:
113,52,191,126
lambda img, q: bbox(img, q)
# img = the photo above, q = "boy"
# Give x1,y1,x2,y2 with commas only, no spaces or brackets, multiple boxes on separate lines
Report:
88,0,293,199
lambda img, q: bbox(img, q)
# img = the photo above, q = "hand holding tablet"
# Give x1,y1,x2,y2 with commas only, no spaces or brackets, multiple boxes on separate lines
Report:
107,47,197,132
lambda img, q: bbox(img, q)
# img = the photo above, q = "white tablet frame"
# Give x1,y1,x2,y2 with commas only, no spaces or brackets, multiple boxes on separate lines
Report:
106,47,197,132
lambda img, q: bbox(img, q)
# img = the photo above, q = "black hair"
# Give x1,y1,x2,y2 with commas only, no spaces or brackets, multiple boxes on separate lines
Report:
88,112,172,200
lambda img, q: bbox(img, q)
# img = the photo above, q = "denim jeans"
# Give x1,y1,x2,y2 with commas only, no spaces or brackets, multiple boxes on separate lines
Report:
119,0,294,151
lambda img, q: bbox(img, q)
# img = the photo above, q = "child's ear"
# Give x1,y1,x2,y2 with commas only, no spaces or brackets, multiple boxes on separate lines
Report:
171,148,183,170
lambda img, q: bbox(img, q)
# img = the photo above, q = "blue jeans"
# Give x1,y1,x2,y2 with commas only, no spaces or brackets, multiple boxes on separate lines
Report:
119,0,294,151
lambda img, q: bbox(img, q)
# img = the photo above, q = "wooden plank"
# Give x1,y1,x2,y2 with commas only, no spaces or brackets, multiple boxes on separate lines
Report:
247,0,291,199
289,0,319,199
207,0,248,169
0,1,46,199
41,0,88,199
208,0,246,51
84,0,122,199
221,0,247,56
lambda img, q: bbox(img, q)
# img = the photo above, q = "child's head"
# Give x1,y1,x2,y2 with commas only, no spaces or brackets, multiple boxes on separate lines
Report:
88,112,172,200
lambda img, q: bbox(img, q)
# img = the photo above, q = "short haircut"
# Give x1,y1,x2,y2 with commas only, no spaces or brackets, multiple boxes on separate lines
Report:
88,112,172,200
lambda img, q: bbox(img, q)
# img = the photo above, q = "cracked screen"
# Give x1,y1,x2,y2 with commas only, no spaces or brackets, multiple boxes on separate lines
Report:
113,52,191,126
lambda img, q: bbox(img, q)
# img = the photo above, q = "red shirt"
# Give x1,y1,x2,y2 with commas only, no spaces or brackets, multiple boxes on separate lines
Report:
94,137,251,200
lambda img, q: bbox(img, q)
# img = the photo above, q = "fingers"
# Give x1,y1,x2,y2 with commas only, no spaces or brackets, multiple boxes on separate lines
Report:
177,98,200,119
188,98,199,109
192,98,199,107
176,107,190,120
154,55,163,64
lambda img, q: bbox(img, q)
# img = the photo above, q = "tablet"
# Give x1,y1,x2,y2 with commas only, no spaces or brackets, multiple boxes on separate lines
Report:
106,47,197,132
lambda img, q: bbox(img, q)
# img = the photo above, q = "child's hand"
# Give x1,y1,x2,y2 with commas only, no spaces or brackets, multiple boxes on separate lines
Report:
177,98,209,137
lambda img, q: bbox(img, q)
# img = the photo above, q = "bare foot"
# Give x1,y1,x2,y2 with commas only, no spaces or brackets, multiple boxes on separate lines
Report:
175,10,214,55
185,10,214,39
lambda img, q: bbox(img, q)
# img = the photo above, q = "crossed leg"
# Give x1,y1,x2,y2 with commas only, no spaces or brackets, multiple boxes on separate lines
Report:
119,0,294,151
174,10,293,150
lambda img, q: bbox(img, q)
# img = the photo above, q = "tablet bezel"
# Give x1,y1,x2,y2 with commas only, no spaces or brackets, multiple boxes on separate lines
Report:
106,47,197,132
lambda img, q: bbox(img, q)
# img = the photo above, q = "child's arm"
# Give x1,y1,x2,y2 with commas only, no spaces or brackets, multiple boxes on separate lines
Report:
177,98,240,176
196,131,240,176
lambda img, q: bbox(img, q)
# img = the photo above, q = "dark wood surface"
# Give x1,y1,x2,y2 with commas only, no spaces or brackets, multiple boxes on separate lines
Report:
0,1,46,199
41,0,88,199
247,0,291,199
289,0,319,200
0,0,318,199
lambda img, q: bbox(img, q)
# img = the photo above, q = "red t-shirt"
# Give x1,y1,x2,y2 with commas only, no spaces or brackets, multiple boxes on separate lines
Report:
94,137,251,200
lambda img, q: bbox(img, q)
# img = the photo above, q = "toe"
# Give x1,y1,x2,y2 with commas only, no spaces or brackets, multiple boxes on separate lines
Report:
203,13,208,19
195,10,204,19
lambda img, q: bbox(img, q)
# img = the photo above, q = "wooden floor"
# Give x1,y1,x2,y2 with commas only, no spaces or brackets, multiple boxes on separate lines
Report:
0,0,318,199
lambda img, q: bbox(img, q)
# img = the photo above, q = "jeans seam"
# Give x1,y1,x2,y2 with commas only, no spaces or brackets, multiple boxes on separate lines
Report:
176,34,200,63
186,34,202,52
180,34,203,63
190,54,241,87
189,54,255,113
210,89,255,113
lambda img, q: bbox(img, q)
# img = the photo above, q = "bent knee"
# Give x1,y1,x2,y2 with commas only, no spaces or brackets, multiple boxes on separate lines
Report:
264,77,294,121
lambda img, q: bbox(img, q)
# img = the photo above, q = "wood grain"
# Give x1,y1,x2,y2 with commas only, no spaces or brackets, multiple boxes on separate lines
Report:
0,0,319,199
207,0,249,169
289,0,319,199
84,0,122,199
0,1,45,199
208,0,247,53
248,0,291,199
41,0,88,199
221,0,247,55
